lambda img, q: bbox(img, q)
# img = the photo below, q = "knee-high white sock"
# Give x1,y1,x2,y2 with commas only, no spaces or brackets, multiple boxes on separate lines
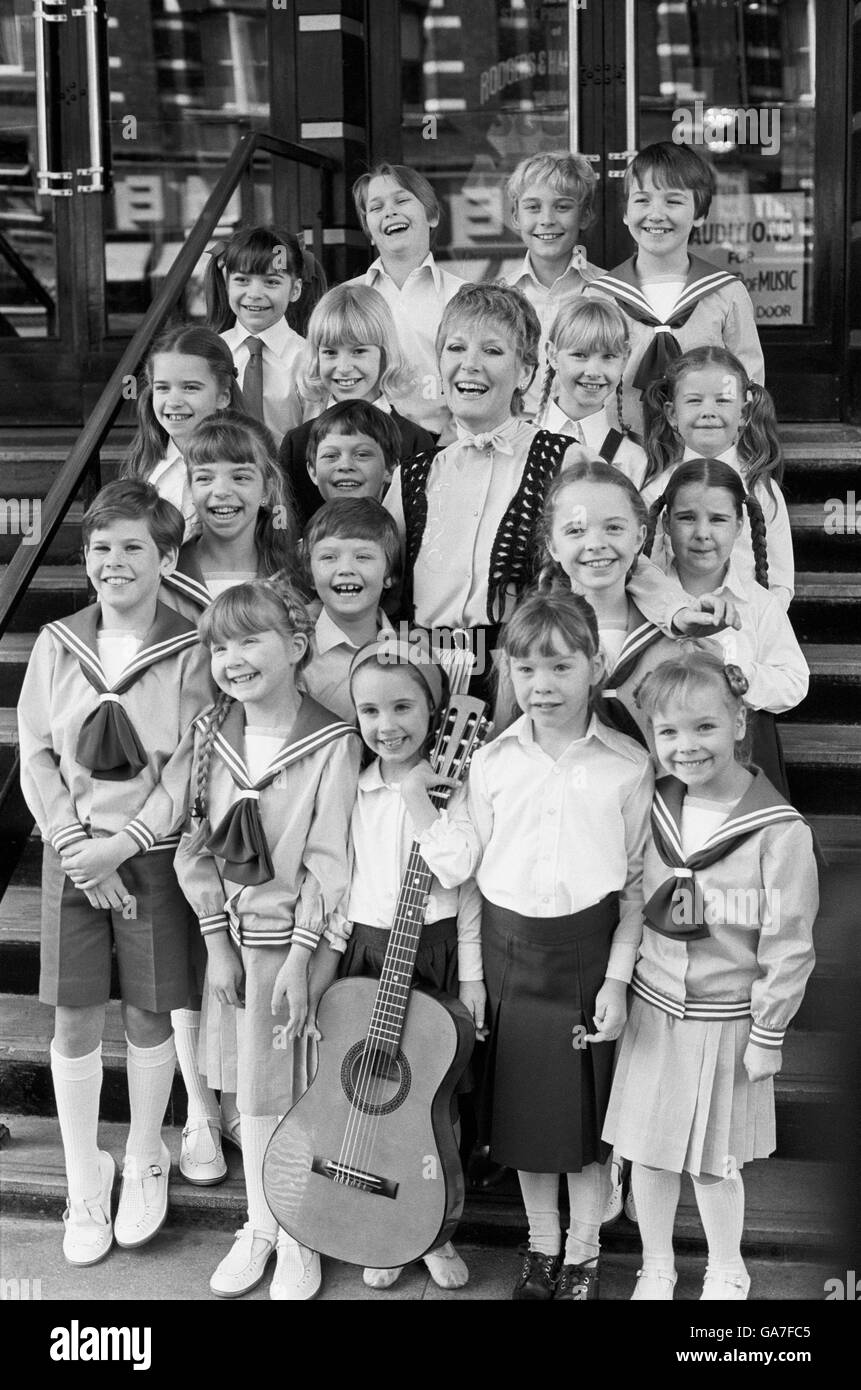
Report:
171,1009,219,1124
125,1036,176,1166
51,1042,103,1204
240,1114,279,1238
517,1170,561,1256
691,1173,746,1276
631,1163,681,1276
564,1159,611,1264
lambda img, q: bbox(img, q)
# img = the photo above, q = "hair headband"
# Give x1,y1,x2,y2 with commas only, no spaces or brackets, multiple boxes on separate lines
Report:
349,636,444,709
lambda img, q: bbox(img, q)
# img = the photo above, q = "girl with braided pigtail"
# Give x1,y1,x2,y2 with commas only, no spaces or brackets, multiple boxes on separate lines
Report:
534,298,648,488
641,347,794,609
641,458,808,797
603,646,817,1302
174,577,361,1301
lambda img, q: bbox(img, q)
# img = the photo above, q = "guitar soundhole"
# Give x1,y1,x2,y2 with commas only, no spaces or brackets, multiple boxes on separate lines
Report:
341,1042,411,1116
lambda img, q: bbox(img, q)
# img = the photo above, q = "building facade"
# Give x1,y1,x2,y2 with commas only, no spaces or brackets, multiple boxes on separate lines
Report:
0,0,858,424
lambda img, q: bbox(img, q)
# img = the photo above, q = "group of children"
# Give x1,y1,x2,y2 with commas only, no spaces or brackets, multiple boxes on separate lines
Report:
17,138,818,1302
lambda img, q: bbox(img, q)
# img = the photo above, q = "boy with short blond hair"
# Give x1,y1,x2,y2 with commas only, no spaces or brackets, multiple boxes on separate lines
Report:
505,152,605,415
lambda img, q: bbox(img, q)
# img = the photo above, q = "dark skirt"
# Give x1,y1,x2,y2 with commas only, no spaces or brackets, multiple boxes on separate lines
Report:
749,711,789,798
340,917,471,1093
480,895,619,1173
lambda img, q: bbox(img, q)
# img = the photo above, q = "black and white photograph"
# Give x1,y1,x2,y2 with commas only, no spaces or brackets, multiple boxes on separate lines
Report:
0,0,858,1359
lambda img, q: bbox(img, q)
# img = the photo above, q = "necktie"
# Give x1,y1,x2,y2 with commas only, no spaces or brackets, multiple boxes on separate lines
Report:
242,336,264,421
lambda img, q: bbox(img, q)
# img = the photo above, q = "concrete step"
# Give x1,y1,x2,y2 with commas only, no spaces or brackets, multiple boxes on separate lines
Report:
0,1212,837,1300
0,565,89,631
789,505,861,570
0,1114,844,1260
0,995,846,1157
0,504,84,565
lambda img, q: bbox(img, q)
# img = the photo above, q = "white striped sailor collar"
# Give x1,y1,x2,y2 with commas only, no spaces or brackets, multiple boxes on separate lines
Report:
195,692,358,787
47,600,200,689
496,710,648,765
365,251,443,294
314,605,395,657
652,766,804,862
159,539,213,610
591,254,738,322
603,599,665,681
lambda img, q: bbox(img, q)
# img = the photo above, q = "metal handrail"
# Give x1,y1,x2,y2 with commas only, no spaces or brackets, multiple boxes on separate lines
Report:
0,229,56,334
0,131,336,635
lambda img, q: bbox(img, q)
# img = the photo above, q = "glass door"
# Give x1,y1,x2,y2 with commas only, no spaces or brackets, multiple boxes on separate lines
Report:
0,0,101,423
0,0,274,427
396,0,847,419
592,0,844,419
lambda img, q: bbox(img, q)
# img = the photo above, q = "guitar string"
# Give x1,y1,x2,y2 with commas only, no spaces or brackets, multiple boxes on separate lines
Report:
347,718,476,1187
336,711,482,1193
333,717,455,1184
338,712,466,1185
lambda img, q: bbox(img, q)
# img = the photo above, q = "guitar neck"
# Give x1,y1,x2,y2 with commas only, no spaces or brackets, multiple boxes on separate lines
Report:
367,788,449,1050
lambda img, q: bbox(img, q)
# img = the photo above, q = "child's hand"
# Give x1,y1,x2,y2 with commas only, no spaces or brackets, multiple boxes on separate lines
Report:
305,943,341,1040
399,761,459,834
672,595,742,638
80,871,133,912
743,1040,782,1083
459,980,488,1040
584,978,628,1044
271,946,311,1039
206,935,245,1007
61,834,133,890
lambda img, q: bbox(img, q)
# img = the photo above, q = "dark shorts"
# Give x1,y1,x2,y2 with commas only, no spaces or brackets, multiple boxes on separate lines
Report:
39,843,198,1012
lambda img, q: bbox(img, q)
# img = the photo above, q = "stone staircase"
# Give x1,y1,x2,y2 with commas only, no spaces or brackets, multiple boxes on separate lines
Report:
0,424,858,1279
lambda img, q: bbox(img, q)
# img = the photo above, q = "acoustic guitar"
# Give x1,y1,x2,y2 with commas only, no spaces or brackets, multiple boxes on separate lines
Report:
263,694,488,1269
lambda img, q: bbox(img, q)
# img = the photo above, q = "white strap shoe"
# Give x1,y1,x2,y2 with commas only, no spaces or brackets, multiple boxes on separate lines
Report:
62,1150,115,1267
179,1118,227,1186
701,1266,751,1300
270,1234,322,1301
114,1141,170,1249
631,1267,678,1300
210,1224,276,1298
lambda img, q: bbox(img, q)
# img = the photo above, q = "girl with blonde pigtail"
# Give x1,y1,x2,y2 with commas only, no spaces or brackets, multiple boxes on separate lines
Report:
534,299,648,488
175,576,361,1301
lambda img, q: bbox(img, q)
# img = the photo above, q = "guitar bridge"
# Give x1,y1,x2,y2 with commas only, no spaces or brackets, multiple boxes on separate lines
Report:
311,1156,398,1200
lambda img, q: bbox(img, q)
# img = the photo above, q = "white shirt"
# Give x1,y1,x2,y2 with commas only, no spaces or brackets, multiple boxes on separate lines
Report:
504,247,604,416
466,713,653,983
149,442,197,541
384,416,538,629
641,280,687,321
642,444,795,610
303,606,395,723
347,762,483,981
680,796,736,858
663,557,808,713
221,318,305,444
346,253,465,433
96,631,143,686
204,571,257,601
244,727,290,783
543,400,648,488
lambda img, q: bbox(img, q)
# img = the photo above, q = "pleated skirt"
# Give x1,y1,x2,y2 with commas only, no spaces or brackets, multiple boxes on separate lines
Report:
602,993,776,1176
199,945,313,1117
480,895,619,1173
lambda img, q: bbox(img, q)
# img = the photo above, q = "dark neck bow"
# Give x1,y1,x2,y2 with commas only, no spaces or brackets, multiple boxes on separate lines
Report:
48,604,199,781
591,256,738,393
599,608,666,748
644,769,804,941
202,698,358,886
